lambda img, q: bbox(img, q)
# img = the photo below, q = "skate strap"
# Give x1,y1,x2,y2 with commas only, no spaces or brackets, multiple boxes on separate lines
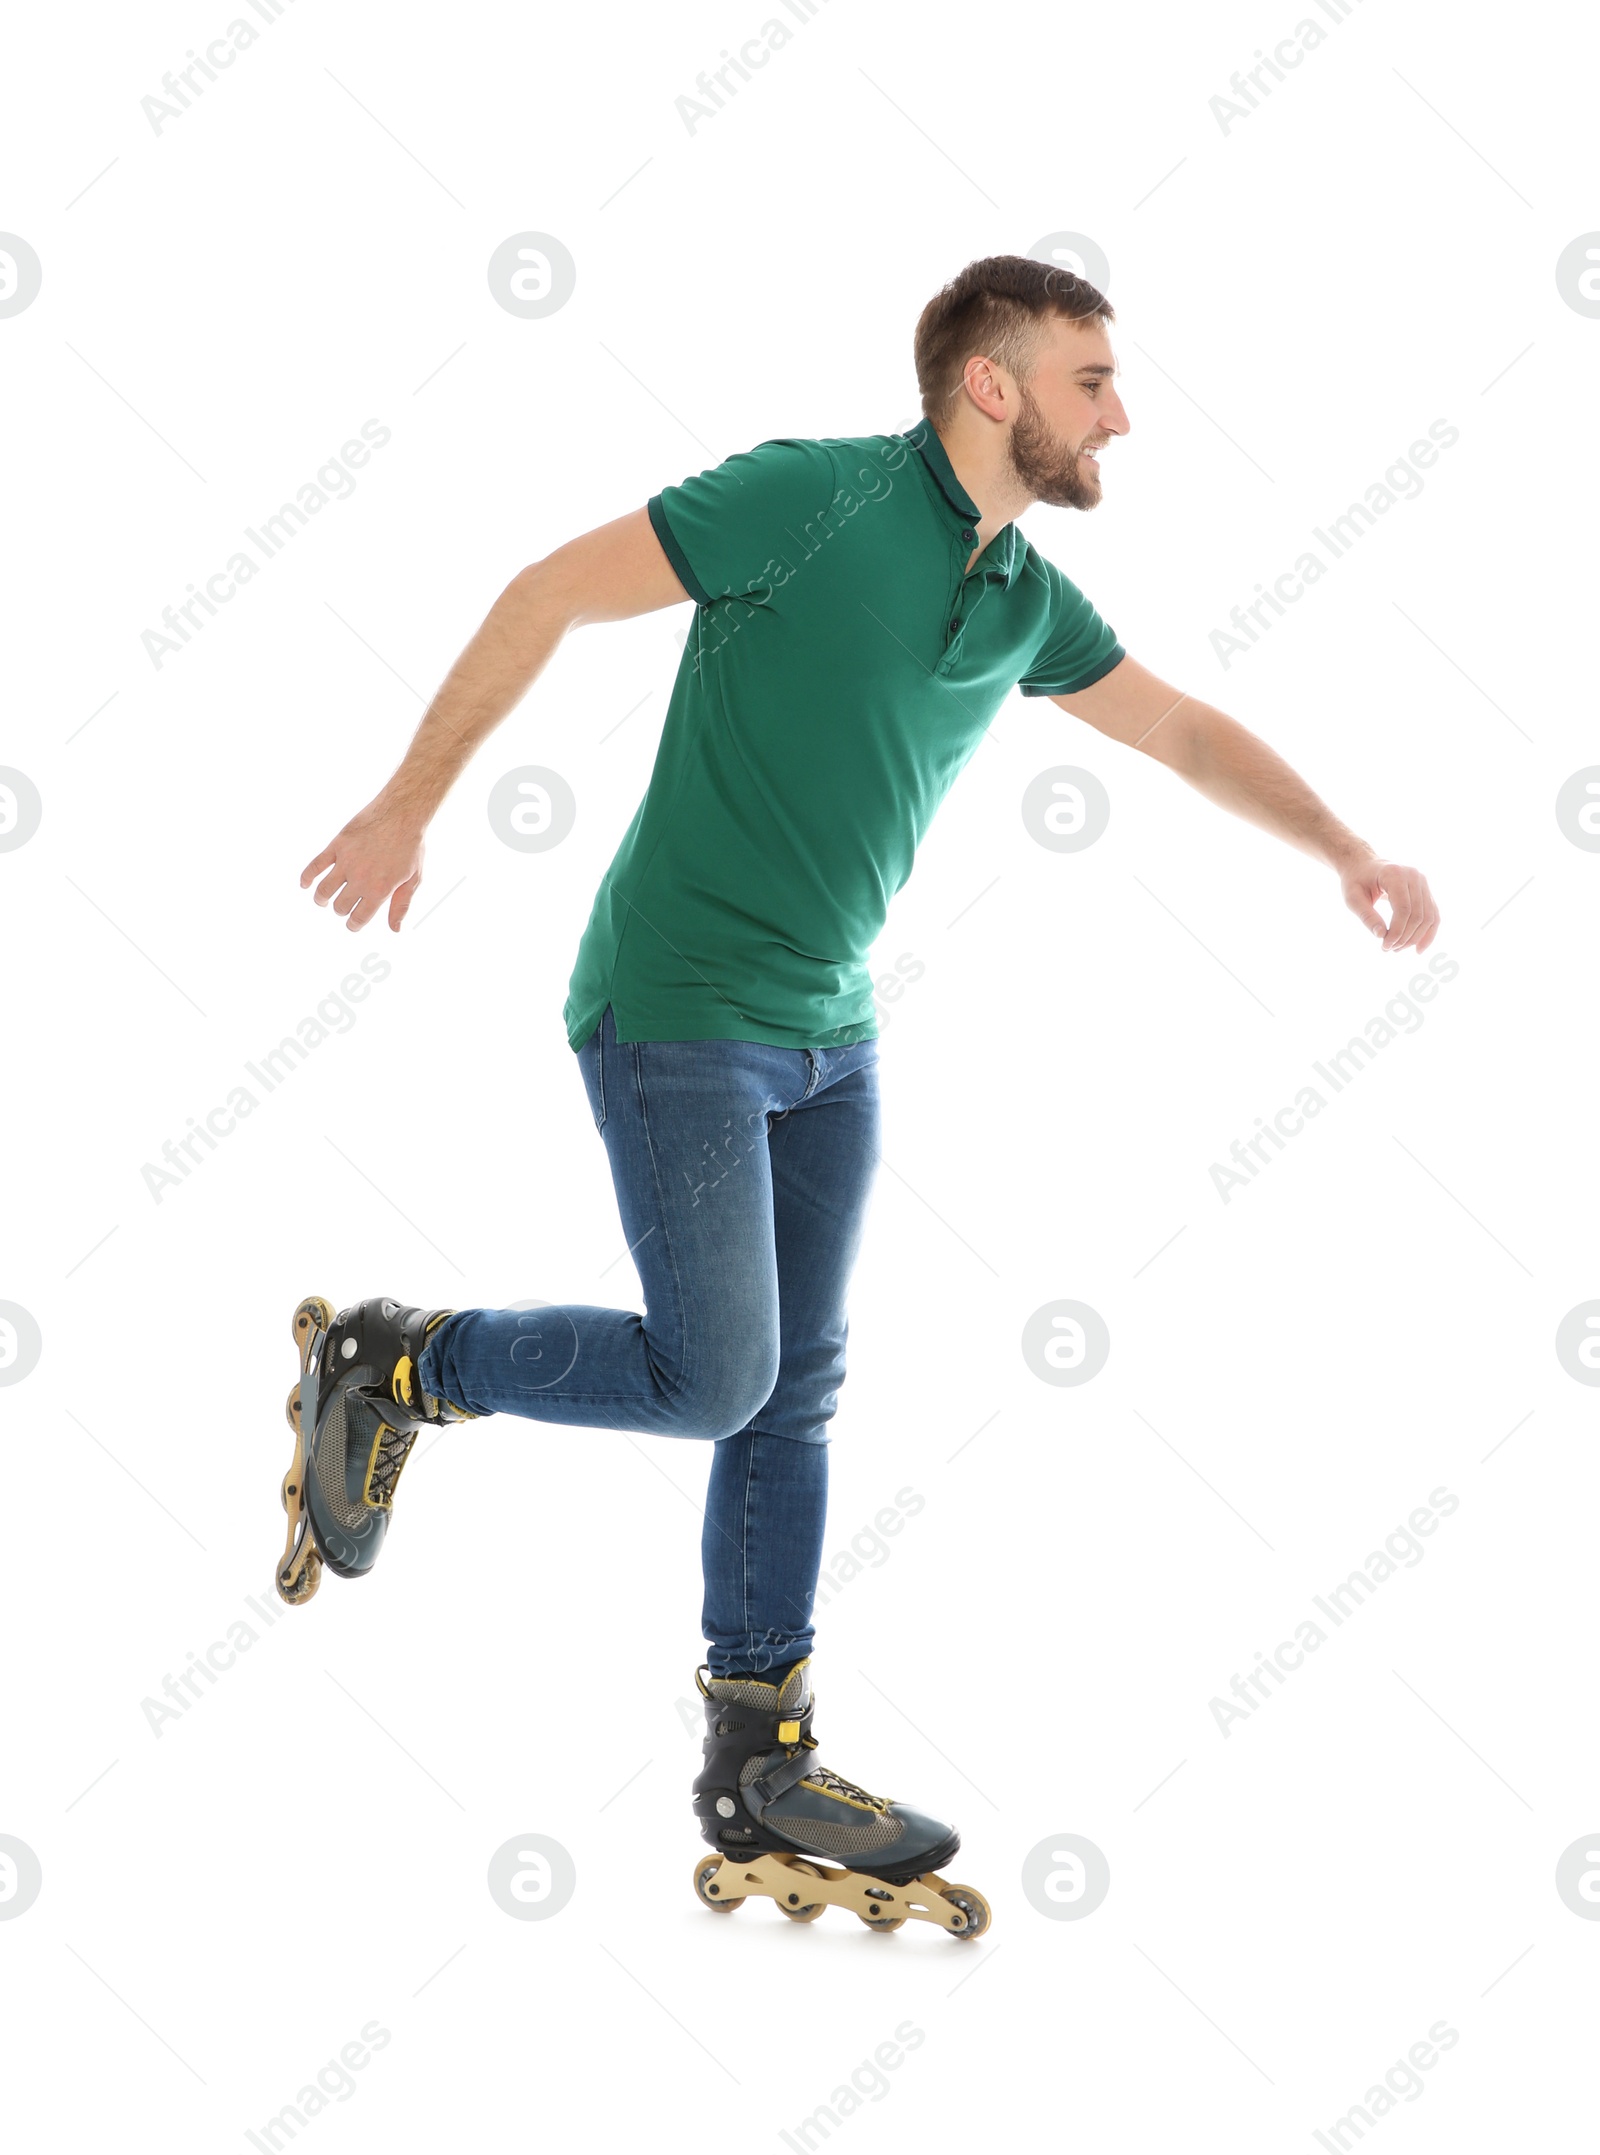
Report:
748,1739,818,1807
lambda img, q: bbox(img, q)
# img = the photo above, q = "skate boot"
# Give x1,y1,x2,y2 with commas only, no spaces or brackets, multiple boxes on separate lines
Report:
689,1659,991,1938
276,1294,473,1606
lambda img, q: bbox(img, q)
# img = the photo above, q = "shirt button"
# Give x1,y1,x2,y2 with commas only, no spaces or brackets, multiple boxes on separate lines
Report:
949,619,961,634
961,529,975,543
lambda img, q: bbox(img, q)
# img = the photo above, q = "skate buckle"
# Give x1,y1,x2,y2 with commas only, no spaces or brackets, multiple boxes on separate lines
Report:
777,1719,800,1743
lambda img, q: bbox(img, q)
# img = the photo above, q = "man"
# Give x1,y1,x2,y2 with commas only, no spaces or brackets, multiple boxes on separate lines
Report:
280,255,1438,1938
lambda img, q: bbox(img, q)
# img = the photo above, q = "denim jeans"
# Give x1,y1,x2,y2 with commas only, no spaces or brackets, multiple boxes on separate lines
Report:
416,1005,881,1675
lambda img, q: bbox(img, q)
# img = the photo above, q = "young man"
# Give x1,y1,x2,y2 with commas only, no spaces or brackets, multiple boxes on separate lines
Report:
282,255,1438,1938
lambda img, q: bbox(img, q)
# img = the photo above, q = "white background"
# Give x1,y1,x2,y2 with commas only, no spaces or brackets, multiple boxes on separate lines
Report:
3,0,1597,2146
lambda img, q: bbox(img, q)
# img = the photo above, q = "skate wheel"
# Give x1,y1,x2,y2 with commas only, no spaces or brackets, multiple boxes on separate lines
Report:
692,1857,743,1914
856,1881,907,1931
937,1883,992,1939
291,1295,335,1350
284,1383,303,1437
275,1545,321,1606
776,1859,827,1922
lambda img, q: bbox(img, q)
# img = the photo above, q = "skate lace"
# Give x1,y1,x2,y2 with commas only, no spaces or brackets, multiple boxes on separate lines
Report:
366,1423,418,1508
802,1762,889,1812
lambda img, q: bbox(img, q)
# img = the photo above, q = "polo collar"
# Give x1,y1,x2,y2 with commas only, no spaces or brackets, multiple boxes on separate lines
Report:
902,418,1021,589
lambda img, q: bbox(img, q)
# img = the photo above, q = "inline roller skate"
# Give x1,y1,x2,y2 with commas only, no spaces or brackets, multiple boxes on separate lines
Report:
276,1294,472,1605
690,1659,990,1938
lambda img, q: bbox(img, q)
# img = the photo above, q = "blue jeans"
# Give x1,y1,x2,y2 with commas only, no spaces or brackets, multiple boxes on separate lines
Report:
416,1005,881,1676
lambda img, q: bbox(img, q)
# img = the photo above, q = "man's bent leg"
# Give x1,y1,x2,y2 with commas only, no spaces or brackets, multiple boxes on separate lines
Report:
418,1007,811,1440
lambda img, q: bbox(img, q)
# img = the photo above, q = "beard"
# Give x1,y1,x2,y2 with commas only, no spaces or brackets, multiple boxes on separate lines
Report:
1008,380,1102,509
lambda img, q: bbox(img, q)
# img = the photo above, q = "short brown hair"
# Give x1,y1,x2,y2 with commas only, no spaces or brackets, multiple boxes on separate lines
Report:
913,254,1113,424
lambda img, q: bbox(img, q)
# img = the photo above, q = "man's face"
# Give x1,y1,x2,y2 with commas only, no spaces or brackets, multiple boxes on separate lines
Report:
1005,316,1128,510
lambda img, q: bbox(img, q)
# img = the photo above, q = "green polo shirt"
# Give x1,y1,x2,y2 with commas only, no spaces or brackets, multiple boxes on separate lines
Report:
563,419,1124,1051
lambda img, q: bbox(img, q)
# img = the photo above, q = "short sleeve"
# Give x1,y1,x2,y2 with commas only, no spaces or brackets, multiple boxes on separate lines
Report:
1017,553,1125,696
648,438,838,607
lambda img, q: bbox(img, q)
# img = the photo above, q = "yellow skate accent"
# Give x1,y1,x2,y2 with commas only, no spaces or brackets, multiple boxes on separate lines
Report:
392,1354,415,1410
694,1655,813,1703
393,1343,476,1425
690,1853,991,1938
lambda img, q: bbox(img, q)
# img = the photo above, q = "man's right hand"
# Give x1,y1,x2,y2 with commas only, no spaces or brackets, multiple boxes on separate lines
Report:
301,800,426,932
297,506,689,935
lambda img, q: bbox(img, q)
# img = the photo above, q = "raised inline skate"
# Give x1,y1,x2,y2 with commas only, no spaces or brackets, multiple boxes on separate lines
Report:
276,1294,472,1605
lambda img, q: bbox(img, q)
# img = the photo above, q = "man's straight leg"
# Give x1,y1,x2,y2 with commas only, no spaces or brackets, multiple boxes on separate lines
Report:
701,1040,882,1676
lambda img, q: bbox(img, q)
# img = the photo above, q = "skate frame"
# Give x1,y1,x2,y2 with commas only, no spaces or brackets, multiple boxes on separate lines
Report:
276,1295,333,1606
697,1852,984,1935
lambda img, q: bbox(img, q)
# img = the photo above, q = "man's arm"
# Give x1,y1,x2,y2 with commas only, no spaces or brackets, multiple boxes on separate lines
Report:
301,507,688,931
1050,655,1440,954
